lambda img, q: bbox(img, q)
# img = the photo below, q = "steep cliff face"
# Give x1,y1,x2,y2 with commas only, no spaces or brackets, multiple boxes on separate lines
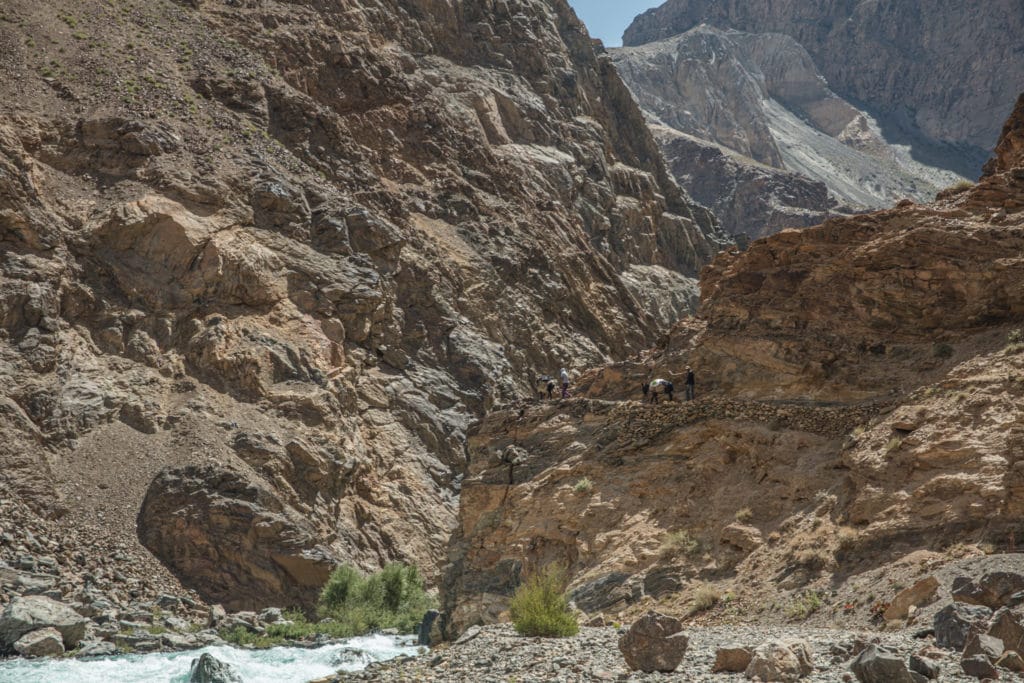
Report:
653,126,836,241
612,25,967,238
623,0,1024,160
444,95,1024,635
0,0,723,610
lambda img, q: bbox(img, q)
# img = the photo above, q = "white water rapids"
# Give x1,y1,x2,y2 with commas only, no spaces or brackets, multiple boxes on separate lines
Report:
0,634,419,683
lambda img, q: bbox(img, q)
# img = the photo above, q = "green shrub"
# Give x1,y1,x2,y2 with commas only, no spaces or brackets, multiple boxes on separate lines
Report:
689,583,721,614
317,563,435,637
573,477,593,493
785,590,823,621
509,564,579,638
941,180,975,195
658,530,700,560
220,625,281,648
933,342,954,359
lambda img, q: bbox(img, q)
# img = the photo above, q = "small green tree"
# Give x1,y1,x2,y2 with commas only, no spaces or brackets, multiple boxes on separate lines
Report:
320,565,361,610
509,564,579,637
318,563,434,636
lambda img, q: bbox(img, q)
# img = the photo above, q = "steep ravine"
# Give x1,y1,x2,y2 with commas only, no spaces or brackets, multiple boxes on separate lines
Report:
0,0,724,614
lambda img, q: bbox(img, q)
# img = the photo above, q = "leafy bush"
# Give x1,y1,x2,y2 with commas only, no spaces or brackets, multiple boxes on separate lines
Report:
933,342,954,359
734,507,753,523
317,563,435,637
509,564,579,638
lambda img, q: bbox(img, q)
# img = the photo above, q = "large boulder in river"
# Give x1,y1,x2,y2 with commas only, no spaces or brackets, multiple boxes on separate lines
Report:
13,628,65,657
0,596,89,652
617,611,689,672
189,653,243,683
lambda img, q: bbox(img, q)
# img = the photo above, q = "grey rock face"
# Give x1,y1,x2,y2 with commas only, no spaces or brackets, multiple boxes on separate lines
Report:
417,610,439,647
850,644,915,683
623,0,1023,156
652,126,836,239
613,25,965,225
961,632,1003,661
570,572,639,614
0,596,89,652
908,653,941,680
12,628,65,658
934,603,992,651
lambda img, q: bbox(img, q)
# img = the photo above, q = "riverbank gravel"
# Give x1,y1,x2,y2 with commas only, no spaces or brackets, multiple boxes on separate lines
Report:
335,623,1014,682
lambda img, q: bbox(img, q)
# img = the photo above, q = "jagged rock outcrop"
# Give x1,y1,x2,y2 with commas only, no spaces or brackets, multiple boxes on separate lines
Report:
612,25,966,238
442,96,1024,635
0,0,723,610
652,125,837,240
984,93,1024,178
623,0,1024,159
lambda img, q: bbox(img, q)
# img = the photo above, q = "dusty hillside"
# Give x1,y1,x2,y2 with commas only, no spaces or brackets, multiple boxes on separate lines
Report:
623,0,1023,163
442,93,1024,636
0,0,725,612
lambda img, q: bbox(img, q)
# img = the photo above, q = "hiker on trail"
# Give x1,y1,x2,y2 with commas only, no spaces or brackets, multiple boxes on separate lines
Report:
642,378,673,404
536,375,556,400
685,365,695,401
560,367,570,399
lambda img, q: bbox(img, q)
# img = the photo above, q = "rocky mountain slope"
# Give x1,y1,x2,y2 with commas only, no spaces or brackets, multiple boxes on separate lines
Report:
0,0,724,614
623,0,1024,160
612,24,972,239
442,94,1024,637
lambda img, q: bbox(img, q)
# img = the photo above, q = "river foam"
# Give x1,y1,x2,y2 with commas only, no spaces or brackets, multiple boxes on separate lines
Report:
0,633,419,683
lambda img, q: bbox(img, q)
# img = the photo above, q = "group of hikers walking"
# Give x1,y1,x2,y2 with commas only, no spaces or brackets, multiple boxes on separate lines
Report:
535,366,695,403
535,368,571,400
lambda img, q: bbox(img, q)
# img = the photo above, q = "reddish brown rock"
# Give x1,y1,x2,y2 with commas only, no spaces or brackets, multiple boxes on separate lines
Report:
984,93,1024,177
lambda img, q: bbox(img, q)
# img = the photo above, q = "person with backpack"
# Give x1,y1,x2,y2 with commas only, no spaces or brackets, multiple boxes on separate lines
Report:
536,375,556,400
685,366,695,400
560,367,570,399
